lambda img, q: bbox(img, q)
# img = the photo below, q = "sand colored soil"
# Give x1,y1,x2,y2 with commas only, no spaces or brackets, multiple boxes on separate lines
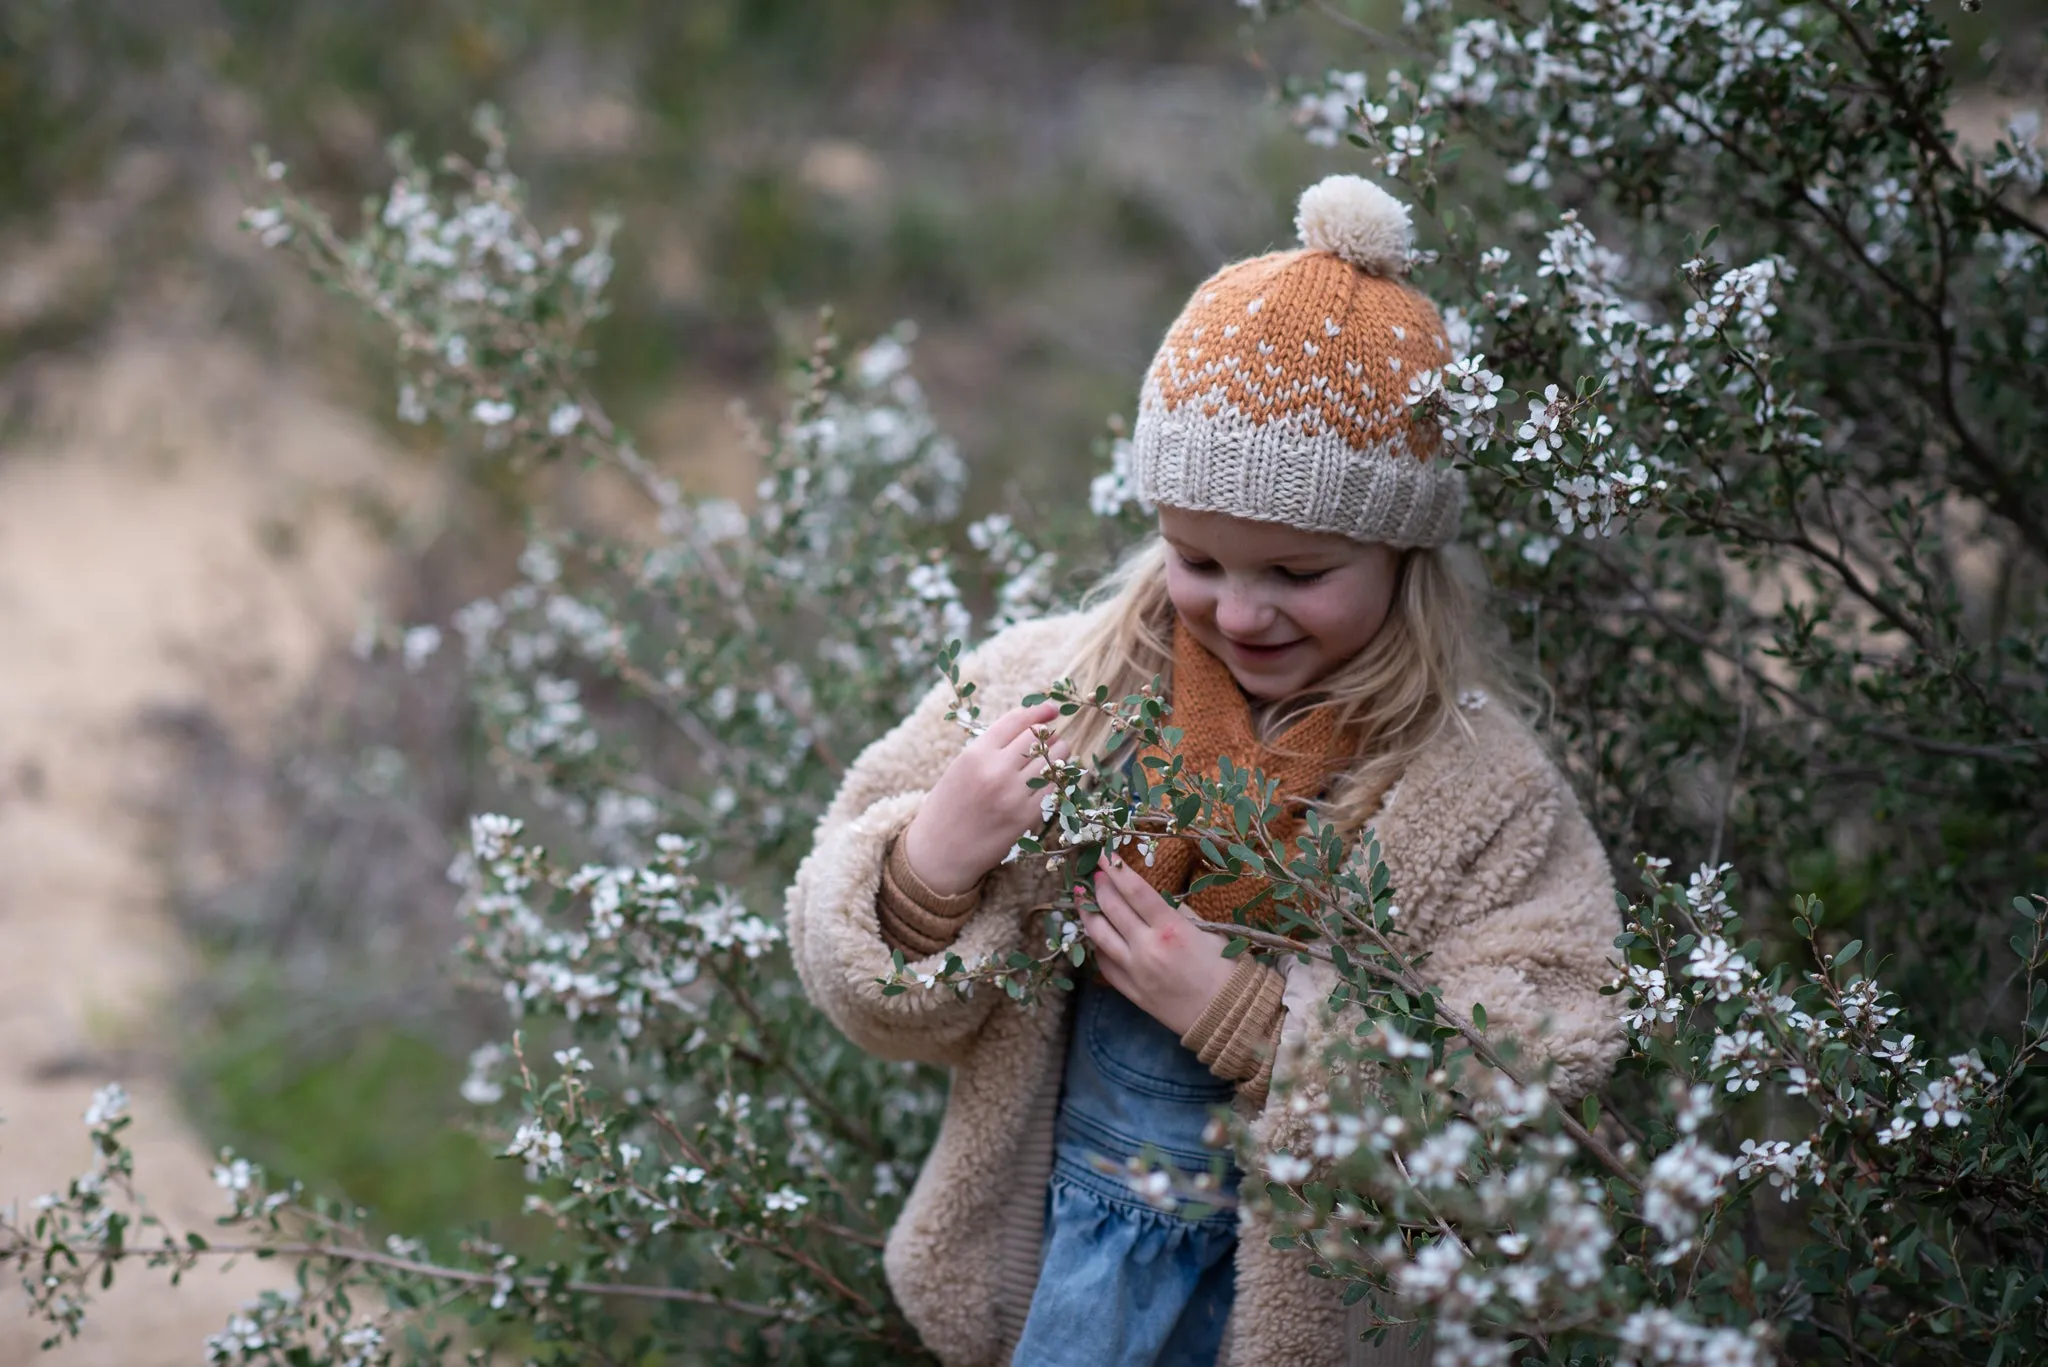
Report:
0,333,412,1364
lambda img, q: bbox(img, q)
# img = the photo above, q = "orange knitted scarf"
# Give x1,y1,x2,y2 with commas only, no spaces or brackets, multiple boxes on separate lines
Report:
1131,622,1352,925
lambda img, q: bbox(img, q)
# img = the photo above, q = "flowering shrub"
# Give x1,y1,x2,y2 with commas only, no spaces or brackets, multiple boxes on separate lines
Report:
7,0,2048,1354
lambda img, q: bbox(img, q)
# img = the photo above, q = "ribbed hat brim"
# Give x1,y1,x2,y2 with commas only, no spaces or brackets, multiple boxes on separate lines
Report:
1130,372,1465,548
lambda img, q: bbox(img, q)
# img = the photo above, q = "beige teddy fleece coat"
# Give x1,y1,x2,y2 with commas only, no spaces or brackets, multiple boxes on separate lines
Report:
787,611,1623,1367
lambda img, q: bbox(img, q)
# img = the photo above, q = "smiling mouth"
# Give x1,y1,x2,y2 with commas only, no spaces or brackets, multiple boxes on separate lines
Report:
1226,638,1303,660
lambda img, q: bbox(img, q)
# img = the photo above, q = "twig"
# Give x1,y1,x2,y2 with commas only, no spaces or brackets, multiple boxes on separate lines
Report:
1708,686,1752,869
0,1233,810,1326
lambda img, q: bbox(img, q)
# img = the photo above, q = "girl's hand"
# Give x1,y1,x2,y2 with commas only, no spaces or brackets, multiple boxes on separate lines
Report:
900,701,1068,896
1081,857,1240,1037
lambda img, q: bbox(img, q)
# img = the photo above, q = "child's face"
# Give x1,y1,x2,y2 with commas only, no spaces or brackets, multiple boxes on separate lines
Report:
1159,506,1401,700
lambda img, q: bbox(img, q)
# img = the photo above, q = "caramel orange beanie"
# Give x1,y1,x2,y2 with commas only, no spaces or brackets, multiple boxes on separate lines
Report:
1129,175,1464,548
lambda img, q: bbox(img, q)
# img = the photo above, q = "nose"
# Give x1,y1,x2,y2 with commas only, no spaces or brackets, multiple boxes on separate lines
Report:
1213,579,1276,638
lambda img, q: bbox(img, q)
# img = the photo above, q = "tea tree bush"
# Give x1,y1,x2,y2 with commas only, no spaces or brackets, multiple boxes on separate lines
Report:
8,0,2048,1354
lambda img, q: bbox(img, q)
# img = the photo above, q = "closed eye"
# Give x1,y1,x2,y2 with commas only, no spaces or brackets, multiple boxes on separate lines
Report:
1276,567,1331,585
1174,552,1220,574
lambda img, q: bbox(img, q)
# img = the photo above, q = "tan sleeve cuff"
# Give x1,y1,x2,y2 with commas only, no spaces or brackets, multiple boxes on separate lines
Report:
876,831,982,959
1181,954,1287,1106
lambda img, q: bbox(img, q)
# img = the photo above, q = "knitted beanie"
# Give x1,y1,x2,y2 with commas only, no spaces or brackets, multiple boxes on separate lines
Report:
1129,175,1464,548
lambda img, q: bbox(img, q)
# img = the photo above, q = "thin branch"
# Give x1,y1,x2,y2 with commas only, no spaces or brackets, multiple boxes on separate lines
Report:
1,1234,812,1326
1582,566,2046,765
716,967,886,1158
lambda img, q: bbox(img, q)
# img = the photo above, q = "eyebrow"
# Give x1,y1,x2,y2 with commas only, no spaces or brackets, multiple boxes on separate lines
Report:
1164,536,1345,568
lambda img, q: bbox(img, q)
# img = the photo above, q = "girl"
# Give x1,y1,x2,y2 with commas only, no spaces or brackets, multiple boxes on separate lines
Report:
788,176,1623,1367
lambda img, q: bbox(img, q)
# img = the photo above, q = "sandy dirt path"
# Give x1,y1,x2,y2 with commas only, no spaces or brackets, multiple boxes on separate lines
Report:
0,333,411,1364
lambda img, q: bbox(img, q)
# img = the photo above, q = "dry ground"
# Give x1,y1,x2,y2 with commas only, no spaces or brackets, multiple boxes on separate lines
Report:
0,333,415,1364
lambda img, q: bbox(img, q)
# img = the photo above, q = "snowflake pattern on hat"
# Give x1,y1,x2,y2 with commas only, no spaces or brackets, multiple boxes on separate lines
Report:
1130,174,1466,547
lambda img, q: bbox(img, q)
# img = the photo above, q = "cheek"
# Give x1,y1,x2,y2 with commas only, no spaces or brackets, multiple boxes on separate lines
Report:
1293,576,1396,653
1164,565,1216,625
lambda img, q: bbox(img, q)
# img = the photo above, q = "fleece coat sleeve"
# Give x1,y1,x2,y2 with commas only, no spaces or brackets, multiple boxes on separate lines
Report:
1370,702,1624,1103
785,613,1084,1067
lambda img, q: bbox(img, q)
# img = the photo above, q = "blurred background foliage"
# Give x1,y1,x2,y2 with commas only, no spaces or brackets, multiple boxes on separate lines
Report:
0,0,1347,496
0,0,1358,1254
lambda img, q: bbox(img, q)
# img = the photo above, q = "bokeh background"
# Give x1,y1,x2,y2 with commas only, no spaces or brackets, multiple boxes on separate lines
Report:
0,2,2039,1362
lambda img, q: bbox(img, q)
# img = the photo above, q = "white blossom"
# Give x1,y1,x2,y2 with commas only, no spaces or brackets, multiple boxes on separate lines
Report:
1734,1137,1815,1201
82,1083,128,1129
1916,1076,1968,1129
1685,935,1751,1001
401,623,443,672
548,402,584,437
1643,1138,1733,1258
763,1185,809,1215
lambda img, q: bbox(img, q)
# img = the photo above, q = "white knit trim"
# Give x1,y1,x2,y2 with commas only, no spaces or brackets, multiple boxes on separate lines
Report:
1130,373,1466,548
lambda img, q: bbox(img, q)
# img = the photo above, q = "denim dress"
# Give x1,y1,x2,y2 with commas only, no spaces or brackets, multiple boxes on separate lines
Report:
1011,974,1243,1366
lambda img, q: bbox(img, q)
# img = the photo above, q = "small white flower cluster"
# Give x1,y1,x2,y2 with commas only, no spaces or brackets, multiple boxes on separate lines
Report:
1682,259,1790,344
885,557,976,671
1984,110,2043,196
1875,1052,1992,1146
82,1082,128,1129
782,332,966,528
1617,1307,1768,1367
506,1118,566,1175
459,818,780,1045
202,1291,396,1367
1642,1138,1732,1260
1293,69,1392,148
966,513,1058,630
1088,435,1147,519
1733,1137,1819,1202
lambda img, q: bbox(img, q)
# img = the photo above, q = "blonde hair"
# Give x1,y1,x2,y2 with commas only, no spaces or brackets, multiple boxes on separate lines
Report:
1059,534,1512,834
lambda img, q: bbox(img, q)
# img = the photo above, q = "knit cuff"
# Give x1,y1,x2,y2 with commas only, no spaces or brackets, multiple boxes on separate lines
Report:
1181,955,1287,1105
876,831,982,960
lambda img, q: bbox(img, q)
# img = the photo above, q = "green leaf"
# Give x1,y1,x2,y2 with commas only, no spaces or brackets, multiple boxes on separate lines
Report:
1582,1096,1600,1132
1834,939,1863,968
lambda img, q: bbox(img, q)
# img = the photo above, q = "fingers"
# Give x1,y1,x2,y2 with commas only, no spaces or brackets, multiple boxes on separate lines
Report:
1090,868,1155,940
1003,721,1069,772
983,700,1061,749
1095,859,1165,927
1078,892,1130,961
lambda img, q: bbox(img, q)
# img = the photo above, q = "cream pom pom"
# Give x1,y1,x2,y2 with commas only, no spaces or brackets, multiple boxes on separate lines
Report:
1294,174,1413,276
